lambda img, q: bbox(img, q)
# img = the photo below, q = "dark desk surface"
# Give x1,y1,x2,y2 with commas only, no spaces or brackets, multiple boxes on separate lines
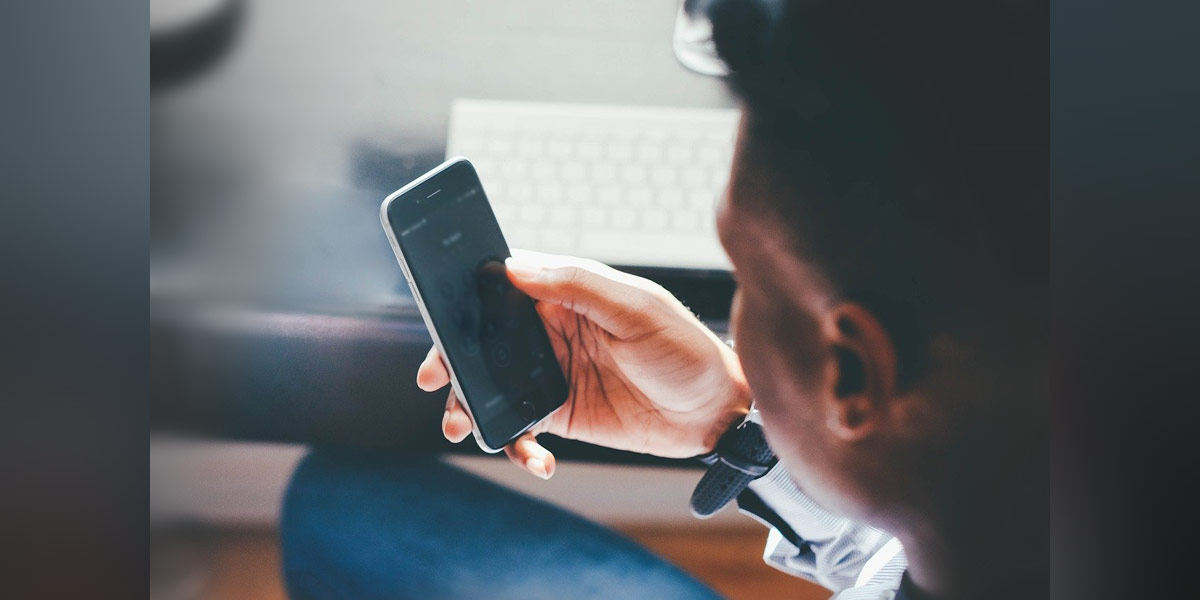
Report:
151,0,737,462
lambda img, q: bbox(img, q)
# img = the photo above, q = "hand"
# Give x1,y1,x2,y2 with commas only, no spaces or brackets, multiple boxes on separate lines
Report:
417,250,752,479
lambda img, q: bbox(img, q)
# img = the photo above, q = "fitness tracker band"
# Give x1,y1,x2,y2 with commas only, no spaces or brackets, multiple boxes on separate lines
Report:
690,405,777,518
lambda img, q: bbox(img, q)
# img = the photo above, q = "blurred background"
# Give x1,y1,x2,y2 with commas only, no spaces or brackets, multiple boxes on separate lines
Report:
149,0,827,597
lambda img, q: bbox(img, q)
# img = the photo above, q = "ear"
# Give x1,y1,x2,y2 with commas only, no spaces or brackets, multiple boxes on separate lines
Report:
824,303,898,442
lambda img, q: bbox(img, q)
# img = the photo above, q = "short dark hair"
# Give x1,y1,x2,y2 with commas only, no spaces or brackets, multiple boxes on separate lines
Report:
708,0,1048,388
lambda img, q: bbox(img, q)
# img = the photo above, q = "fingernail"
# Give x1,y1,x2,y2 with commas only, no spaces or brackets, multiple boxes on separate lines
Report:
441,410,450,431
505,256,541,278
525,457,550,479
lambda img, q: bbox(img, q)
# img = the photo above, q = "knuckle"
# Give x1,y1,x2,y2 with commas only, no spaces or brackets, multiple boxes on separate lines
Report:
619,294,662,332
627,286,664,314
555,265,592,292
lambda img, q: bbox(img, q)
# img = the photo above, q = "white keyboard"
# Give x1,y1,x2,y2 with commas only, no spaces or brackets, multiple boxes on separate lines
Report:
446,99,738,270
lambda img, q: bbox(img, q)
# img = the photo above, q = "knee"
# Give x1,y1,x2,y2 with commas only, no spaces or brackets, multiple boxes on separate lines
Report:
279,451,446,599
279,452,358,599
279,451,354,561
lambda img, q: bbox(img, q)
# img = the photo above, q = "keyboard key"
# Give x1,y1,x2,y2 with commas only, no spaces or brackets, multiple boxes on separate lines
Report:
578,141,603,160
562,161,587,182
688,189,715,209
517,140,543,157
508,182,533,202
582,207,607,228
658,188,684,207
493,202,517,222
620,164,647,184
520,205,547,224
566,185,593,204
651,165,677,186
506,227,539,248
547,139,571,156
596,186,623,205
642,208,668,230
697,146,721,164
637,143,664,161
486,182,505,199
705,130,732,145
608,142,634,160
677,128,703,143
613,208,637,229
667,145,692,163
536,184,563,204
501,162,528,179
627,187,653,206
542,229,575,252
550,206,576,225
681,167,706,187
671,210,701,231
530,161,556,180
591,163,617,183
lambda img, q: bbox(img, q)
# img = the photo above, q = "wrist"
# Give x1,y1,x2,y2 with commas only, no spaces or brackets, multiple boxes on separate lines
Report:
699,369,753,453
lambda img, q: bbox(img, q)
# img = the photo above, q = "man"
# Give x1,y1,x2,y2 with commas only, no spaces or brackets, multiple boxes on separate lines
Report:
281,0,1047,598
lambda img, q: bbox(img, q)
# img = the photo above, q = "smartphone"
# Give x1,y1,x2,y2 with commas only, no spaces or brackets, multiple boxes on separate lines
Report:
380,157,568,453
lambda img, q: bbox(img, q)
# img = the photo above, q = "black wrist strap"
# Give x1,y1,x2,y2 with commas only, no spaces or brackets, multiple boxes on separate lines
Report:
690,419,776,518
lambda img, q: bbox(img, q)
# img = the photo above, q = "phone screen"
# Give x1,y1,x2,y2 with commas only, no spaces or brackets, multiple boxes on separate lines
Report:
384,159,567,450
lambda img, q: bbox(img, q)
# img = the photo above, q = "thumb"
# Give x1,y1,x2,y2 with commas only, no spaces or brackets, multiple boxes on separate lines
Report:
504,253,661,341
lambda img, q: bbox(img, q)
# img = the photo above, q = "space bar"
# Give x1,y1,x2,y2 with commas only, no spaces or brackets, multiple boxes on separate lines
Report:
578,232,730,269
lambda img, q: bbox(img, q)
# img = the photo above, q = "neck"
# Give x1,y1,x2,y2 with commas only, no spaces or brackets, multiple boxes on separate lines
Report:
887,490,1046,599
887,360,1048,599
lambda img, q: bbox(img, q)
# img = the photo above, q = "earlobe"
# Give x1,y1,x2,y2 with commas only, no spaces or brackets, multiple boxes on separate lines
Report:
826,369,875,442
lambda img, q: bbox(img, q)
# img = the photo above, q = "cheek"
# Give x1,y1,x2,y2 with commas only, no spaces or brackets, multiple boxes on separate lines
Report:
728,289,744,341
730,291,790,411
730,290,834,483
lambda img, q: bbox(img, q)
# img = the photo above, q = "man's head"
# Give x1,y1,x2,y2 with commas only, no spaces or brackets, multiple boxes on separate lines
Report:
708,0,1047,548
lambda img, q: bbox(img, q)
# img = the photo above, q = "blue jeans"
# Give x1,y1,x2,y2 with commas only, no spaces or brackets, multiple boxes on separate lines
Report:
281,451,723,600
